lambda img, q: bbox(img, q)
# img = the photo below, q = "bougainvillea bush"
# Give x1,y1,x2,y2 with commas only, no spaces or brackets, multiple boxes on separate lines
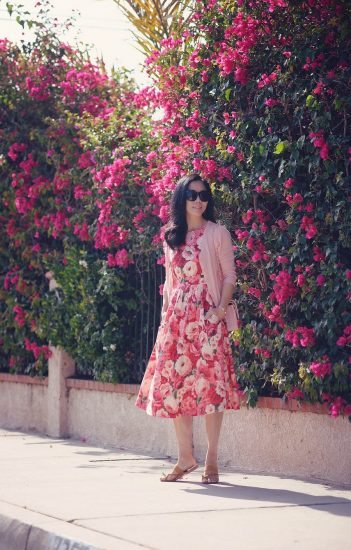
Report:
143,0,351,417
2,0,351,419
0,7,160,381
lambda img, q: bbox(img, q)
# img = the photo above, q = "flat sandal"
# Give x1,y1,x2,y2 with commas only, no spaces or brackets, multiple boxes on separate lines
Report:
201,464,219,484
160,462,199,482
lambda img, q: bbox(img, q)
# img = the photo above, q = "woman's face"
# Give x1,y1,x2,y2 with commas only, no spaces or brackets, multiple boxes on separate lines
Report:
185,180,208,220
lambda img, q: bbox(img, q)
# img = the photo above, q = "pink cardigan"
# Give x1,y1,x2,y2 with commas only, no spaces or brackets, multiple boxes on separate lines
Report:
163,220,239,331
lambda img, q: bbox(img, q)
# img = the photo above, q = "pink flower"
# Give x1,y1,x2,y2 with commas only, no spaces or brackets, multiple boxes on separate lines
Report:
8,143,27,161
13,305,26,327
285,326,316,348
264,98,280,107
73,223,90,241
283,178,294,189
313,246,326,262
313,81,324,95
285,387,304,400
300,216,317,239
285,193,303,207
303,203,314,213
235,67,249,85
316,274,326,286
257,71,278,89
248,287,262,299
277,255,289,264
309,130,329,160
242,210,254,224
77,151,95,169
320,144,329,160
310,359,332,378
329,396,345,418
223,112,231,125
263,304,285,327
336,325,351,347
321,392,332,403
254,348,271,358
235,229,249,240
24,338,52,360
273,270,298,304
107,248,133,268
276,219,287,230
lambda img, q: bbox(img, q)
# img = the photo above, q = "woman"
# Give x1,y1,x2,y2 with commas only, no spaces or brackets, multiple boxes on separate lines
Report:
135,173,241,484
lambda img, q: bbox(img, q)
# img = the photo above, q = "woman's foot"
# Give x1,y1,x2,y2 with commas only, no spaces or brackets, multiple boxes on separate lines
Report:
201,464,219,484
160,461,199,482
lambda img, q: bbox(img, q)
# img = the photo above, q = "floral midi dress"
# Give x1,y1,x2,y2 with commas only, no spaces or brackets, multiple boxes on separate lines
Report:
135,225,241,417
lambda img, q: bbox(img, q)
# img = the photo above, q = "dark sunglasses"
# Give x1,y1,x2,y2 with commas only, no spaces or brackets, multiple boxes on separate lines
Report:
185,189,210,202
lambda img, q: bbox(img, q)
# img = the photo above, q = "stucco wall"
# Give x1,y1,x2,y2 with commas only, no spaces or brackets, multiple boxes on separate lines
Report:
67,388,178,458
67,388,351,486
194,406,350,485
0,380,47,433
1,374,350,486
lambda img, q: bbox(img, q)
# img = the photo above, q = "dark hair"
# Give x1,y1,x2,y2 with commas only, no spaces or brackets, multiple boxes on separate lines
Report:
164,173,216,249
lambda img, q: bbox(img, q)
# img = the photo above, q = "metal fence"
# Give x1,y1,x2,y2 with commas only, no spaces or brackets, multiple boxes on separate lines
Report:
129,254,164,382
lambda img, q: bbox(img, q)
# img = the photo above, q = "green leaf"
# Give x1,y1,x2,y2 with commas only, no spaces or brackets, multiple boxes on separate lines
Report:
225,88,232,101
306,95,314,107
296,135,305,149
274,141,287,155
15,14,25,28
278,159,286,177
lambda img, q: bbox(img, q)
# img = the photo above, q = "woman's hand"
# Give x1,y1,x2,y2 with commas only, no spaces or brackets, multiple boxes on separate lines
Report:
204,306,226,322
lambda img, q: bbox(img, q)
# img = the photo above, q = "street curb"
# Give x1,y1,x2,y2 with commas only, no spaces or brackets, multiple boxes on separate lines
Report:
0,512,101,550
0,499,121,550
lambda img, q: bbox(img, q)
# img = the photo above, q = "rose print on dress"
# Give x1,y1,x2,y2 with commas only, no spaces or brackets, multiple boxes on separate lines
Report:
135,225,240,417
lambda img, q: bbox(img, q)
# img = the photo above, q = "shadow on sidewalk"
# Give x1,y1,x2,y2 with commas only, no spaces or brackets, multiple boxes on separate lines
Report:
180,482,351,518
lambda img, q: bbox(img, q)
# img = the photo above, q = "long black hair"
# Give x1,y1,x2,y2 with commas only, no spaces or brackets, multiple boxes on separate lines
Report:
164,173,216,249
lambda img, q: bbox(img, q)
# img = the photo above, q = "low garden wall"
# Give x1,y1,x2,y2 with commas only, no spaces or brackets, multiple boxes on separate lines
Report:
0,345,350,487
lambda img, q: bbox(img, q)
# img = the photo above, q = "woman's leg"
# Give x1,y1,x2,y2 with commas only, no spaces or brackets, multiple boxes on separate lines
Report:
173,415,197,468
204,411,224,467
160,416,197,481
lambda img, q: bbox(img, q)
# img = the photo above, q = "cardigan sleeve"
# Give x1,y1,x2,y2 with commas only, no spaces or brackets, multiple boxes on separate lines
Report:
217,225,237,287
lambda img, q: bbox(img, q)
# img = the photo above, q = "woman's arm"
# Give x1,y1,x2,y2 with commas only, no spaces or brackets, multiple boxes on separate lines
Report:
217,226,236,313
218,282,235,314
205,226,236,321
217,226,237,287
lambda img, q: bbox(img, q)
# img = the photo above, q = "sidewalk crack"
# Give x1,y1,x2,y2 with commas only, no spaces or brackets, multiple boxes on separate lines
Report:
70,500,351,521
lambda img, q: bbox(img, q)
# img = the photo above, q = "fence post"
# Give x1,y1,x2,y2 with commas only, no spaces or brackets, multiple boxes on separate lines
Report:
45,271,75,438
47,345,75,437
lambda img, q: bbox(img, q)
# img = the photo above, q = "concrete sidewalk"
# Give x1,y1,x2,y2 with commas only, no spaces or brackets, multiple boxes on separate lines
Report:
0,429,350,550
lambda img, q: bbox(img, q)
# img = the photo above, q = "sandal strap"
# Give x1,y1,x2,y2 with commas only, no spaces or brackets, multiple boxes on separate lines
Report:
173,465,186,474
204,464,218,476
161,466,184,481
161,463,198,482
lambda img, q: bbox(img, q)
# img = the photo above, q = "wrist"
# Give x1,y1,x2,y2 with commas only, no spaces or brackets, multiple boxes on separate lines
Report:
217,304,227,315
